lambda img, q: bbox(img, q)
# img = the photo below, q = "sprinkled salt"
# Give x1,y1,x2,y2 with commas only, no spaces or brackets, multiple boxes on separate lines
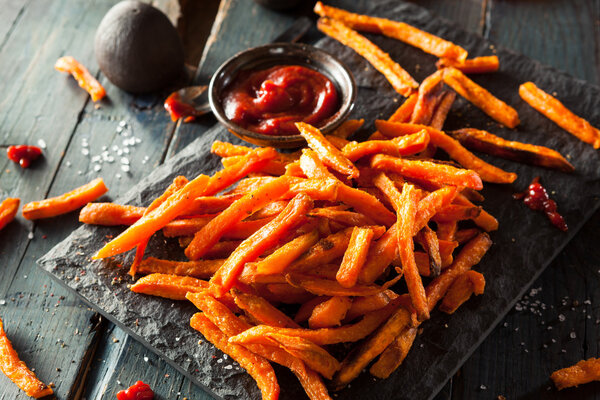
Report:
123,147,130,154
91,155,101,163
117,149,123,156
121,165,130,172
112,145,119,151
66,161,71,167
77,170,82,175
121,158,130,165
106,156,115,163
217,359,223,363
558,314,565,322
224,365,233,370
28,232,34,240
119,120,127,127
81,148,90,156
480,385,487,390
570,332,576,339
93,165,101,172
116,173,121,179
37,139,47,149
0,300,5,305
102,145,107,151
144,356,149,362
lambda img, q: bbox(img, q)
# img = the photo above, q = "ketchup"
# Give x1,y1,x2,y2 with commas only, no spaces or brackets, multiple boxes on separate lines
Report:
222,65,340,136
164,92,201,123
6,145,42,168
513,176,567,231
116,381,154,400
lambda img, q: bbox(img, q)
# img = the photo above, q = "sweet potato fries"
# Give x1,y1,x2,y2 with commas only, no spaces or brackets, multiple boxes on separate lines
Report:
73,3,596,399
84,113,499,398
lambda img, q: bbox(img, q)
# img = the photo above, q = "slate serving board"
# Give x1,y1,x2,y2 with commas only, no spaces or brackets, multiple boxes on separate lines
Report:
38,1,600,399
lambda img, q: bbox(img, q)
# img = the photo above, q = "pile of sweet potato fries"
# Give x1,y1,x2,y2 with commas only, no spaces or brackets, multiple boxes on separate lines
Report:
73,2,600,399
3,3,600,397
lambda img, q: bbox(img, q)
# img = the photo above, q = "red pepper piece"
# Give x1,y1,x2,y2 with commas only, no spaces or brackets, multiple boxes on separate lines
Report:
6,145,42,168
116,380,154,400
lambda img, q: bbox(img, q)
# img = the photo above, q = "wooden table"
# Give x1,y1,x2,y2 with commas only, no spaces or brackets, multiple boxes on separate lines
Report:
1,1,599,399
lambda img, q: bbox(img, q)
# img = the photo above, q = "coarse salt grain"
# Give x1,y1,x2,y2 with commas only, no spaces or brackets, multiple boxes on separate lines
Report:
121,165,130,172
224,365,233,370
570,332,576,339
28,232,34,239
558,314,565,322
93,165,101,172
144,356,149,362
0,300,5,305
81,148,89,156
37,139,47,149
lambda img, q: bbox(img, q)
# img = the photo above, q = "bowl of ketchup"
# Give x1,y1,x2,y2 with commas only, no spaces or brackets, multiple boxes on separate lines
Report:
209,42,356,148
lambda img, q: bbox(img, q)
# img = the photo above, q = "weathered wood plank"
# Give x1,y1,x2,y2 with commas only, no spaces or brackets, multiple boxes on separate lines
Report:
0,0,180,398
0,0,29,50
453,0,600,398
0,1,118,398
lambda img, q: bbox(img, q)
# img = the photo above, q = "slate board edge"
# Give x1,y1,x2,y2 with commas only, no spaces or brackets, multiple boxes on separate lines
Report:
35,261,224,400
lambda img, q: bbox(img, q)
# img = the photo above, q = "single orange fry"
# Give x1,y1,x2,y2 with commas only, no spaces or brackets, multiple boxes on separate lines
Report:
55,56,106,101
519,81,600,149
0,318,53,398
296,122,359,179
0,198,20,231
79,203,145,226
130,273,209,300
551,358,600,390
135,257,224,279
23,177,108,220
308,296,353,329
337,227,375,288
436,56,499,74
371,154,483,190
442,67,520,128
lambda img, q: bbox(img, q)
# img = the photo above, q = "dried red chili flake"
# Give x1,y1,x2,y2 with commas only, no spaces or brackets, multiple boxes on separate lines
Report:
6,145,42,168
116,380,154,400
514,176,567,231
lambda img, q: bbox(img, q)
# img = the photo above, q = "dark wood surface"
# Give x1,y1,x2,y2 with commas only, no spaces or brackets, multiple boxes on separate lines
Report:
0,0,598,399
